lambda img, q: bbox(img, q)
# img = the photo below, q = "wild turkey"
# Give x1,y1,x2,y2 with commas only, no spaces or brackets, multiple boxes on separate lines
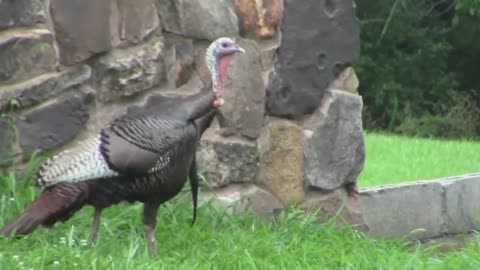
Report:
0,37,245,256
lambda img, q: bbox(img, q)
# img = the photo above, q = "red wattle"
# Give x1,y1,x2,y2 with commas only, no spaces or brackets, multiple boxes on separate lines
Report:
218,54,234,85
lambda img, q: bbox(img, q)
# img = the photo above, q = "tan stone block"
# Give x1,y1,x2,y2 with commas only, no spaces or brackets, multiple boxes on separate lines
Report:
234,0,283,40
258,119,305,204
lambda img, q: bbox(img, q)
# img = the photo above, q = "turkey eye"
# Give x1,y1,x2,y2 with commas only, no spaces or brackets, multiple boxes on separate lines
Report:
221,43,228,48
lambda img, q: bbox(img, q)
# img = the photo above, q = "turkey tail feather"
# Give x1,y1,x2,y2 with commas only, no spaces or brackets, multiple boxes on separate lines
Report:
0,183,89,236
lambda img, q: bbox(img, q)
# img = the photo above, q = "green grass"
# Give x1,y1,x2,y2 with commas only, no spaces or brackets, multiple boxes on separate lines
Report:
1,173,480,270
2,133,480,269
359,133,480,187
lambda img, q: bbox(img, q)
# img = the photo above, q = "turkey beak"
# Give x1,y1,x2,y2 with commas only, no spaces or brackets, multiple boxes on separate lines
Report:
234,45,246,53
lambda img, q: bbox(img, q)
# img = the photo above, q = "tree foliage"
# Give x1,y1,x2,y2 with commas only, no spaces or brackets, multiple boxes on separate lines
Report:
455,0,480,20
355,0,480,139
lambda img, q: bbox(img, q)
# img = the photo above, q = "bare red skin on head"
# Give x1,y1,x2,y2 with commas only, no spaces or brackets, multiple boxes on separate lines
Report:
212,53,235,108
218,53,234,83
216,54,234,97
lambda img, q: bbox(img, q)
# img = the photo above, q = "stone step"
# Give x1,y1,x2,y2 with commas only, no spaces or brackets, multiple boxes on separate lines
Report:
0,28,57,85
0,0,46,29
0,65,91,111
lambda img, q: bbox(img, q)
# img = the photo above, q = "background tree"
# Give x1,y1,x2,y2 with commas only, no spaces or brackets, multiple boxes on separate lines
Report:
355,0,480,139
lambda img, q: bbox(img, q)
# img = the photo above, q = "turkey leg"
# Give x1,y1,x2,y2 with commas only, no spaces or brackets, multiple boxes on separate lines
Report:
143,202,160,256
188,156,199,226
90,207,102,246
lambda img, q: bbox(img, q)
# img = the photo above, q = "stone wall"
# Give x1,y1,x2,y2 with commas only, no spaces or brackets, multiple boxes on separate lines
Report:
361,174,480,240
0,0,366,230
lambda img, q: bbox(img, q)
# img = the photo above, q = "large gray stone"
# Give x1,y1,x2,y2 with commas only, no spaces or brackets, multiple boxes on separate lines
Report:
0,65,91,111
266,0,360,118
193,41,212,88
116,0,160,44
92,35,171,103
200,183,283,220
0,28,56,85
156,0,239,40
0,0,46,29
360,181,445,239
197,130,259,188
17,93,93,157
165,34,194,88
303,90,365,190
217,39,266,139
50,0,113,65
441,174,480,234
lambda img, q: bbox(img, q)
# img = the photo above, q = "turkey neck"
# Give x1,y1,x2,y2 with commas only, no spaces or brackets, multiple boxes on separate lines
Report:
181,89,216,121
195,109,217,137
183,54,230,121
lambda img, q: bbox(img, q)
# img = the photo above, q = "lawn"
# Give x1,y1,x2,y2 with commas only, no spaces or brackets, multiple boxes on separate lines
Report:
1,173,480,270
1,133,480,269
359,132,480,187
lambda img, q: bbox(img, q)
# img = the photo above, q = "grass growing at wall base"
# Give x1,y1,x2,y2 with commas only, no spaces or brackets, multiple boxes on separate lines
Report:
1,174,480,269
1,133,480,269
359,132,480,187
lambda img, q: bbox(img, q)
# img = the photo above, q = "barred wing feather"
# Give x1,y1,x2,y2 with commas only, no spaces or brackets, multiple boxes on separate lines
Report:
100,117,187,175
36,116,189,187
35,135,119,188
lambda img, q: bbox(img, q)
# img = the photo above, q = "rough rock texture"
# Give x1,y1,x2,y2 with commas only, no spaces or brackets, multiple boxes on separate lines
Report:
50,0,113,65
266,0,361,118
303,90,365,190
258,119,304,204
360,182,445,239
300,189,368,232
442,176,480,234
0,118,16,167
0,0,369,233
117,0,160,44
197,130,259,188
0,0,46,29
165,34,194,88
0,28,56,85
234,0,284,39
201,183,283,220
328,67,359,94
92,35,170,103
17,93,93,156
193,42,212,88
260,48,278,72
216,39,266,139
156,0,239,40
357,174,480,240
0,65,91,111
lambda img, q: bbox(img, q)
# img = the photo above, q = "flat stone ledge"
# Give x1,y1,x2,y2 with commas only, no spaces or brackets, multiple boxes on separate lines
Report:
0,65,91,111
360,173,480,240
440,174,480,235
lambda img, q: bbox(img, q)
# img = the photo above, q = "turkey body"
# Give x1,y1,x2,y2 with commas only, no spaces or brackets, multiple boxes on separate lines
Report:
37,116,198,228
0,90,217,256
0,36,245,257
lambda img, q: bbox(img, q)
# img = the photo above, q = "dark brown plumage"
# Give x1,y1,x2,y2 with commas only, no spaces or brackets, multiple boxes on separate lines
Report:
0,37,245,256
